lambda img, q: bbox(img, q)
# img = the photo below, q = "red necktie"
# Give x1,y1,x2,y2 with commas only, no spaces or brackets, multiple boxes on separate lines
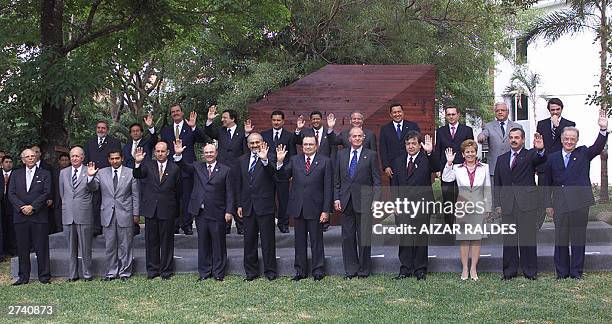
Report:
305,157,311,173
510,152,518,169
3,173,7,193
451,126,456,139
406,156,414,175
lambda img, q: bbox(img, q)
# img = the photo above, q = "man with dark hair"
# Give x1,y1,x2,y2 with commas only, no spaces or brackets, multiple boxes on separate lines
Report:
495,128,545,280
84,120,122,236
390,131,438,281
380,103,421,179
276,136,333,281
261,110,297,233
1,155,16,256
50,152,70,234
160,104,209,235
544,112,608,279
434,106,474,232
9,149,52,285
206,106,249,234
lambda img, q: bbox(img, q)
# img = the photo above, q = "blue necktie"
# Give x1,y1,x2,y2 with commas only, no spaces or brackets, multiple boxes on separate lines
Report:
396,124,402,140
564,153,570,168
500,121,505,137
249,154,258,177
349,150,358,178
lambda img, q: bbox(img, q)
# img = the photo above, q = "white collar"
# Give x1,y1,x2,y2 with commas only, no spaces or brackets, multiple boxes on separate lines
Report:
305,153,316,162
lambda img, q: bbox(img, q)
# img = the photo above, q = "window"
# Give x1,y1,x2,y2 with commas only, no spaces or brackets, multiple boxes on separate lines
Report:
515,37,528,64
511,94,528,121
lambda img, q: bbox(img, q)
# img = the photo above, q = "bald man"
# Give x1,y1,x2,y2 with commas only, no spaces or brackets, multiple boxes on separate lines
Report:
174,142,234,281
8,149,52,285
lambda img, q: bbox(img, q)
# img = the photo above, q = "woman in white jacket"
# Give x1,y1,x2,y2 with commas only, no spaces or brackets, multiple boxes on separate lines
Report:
441,139,491,281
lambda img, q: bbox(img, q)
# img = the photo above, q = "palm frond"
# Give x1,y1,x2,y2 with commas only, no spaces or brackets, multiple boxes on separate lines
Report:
524,7,597,44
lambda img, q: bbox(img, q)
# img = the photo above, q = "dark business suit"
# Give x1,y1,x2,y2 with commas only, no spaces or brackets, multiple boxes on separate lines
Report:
295,127,337,157
544,132,608,278
238,152,277,278
494,148,546,278
1,171,16,256
333,128,377,151
133,160,181,278
0,173,3,259
280,154,333,277
85,135,122,235
205,124,247,233
434,123,474,228
334,147,381,276
262,128,297,230
379,120,421,171
160,122,209,233
8,166,52,283
176,159,234,279
50,167,66,234
391,150,438,277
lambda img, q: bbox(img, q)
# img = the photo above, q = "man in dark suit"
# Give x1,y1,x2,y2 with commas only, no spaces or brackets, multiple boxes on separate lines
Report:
380,103,421,179
294,111,338,157
434,106,474,230
334,127,381,279
174,141,234,281
261,110,297,233
390,131,438,280
276,136,333,281
123,114,157,236
51,152,70,234
332,111,377,151
535,98,576,228
236,134,278,281
8,149,52,285
84,120,122,236
205,106,248,235
1,155,16,257
133,142,181,280
160,104,209,235
494,128,545,280
31,145,56,234
544,112,608,279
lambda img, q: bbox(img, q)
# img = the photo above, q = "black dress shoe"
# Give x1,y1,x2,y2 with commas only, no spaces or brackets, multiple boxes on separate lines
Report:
39,279,51,284
266,275,278,281
120,277,130,282
291,275,306,281
12,279,28,286
183,228,193,235
358,275,369,279
344,274,356,280
147,274,159,280
570,275,582,280
82,277,93,282
102,277,116,282
415,273,426,281
393,274,409,280
313,274,324,281
214,277,224,281
556,275,568,280
244,275,259,282
67,278,79,282
502,275,515,281
161,276,171,280
524,275,537,280
278,226,289,233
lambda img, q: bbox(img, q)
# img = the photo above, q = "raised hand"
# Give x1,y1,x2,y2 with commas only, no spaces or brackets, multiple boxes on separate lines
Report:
533,132,544,150
296,115,305,131
258,141,269,160
143,112,154,128
174,139,186,155
244,119,254,134
276,144,287,163
551,115,560,128
207,105,218,121
423,134,433,153
134,147,146,163
445,148,456,165
87,161,98,176
327,113,336,129
599,109,608,130
186,111,198,128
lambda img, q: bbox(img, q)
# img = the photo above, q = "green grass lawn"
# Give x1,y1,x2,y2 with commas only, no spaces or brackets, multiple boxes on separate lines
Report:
1,262,611,322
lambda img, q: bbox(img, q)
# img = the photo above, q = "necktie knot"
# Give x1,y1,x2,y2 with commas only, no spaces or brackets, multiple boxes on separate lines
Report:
500,121,505,126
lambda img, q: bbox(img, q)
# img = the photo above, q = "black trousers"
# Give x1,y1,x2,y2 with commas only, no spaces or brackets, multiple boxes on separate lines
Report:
294,214,325,276
243,212,277,277
225,171,243,233
398,214,429,276
92,190,103,235
502,200,538,277
441,180,458,226
177,176,194,232
275,181,290,228
2,205,16,255
554,207,589,278
341,200,371,276
196,214,227,278
145,216,174,277
15,222,51,282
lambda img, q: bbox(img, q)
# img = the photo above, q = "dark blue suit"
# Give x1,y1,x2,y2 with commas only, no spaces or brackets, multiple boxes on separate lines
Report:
160,122,209,233
280,154,333,277
544,132,608,278
295,127,337,157
238,153,277,277
122,131,158,169
390,150,438,277
261,128,297,230
494,148,546,278
8,167,52,283
379,120,421,171
176,159,234,279
1,171,16,256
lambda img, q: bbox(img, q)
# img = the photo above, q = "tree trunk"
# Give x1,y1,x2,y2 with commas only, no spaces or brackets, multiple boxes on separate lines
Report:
599,0,609,203
40,0,68,154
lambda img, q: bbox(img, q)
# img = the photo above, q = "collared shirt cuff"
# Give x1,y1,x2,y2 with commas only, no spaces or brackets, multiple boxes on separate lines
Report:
261,159,269,166
206,120,213,126
135,163,141,168
600,130,608,136
173,155,183,162
87,175,94,182
537,149,545,156
276,162,283,170
148,127,155,134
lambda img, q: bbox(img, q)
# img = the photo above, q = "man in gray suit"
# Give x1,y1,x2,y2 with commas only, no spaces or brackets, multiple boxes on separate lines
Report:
87,150,140,281
332,111,377,151
59,146,96,282
477,102,523,186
